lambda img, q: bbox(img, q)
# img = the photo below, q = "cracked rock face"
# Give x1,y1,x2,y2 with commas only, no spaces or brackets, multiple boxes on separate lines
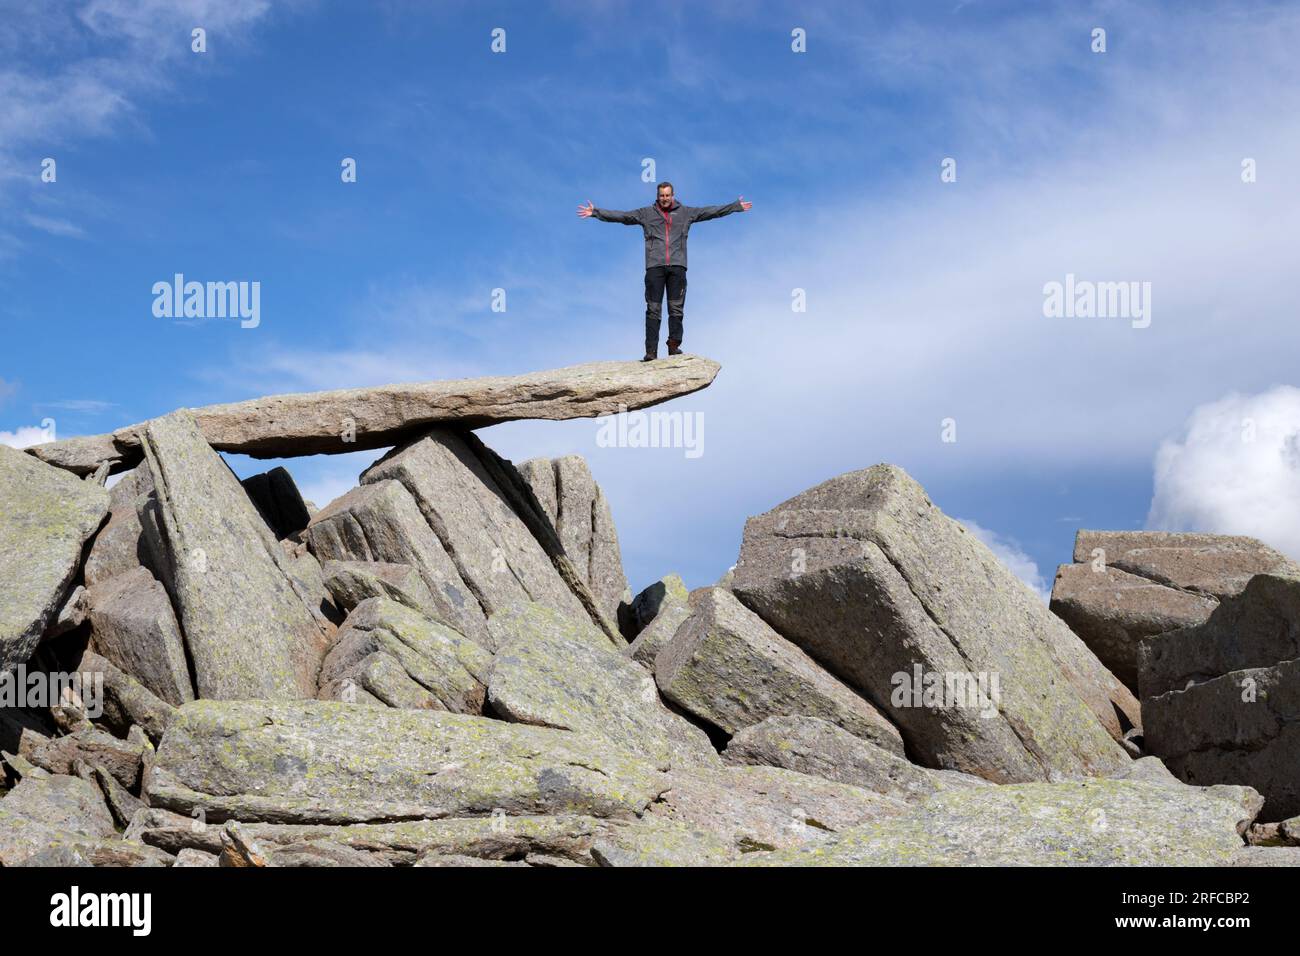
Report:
0,444,109,672
1050,531,1294,694
1142,576,1300,820
732,464,1136,784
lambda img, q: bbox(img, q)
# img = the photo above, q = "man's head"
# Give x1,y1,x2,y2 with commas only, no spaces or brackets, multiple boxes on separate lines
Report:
657,182,675,209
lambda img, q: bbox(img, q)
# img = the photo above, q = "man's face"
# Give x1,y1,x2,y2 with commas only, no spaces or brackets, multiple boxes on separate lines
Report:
657,188,674,209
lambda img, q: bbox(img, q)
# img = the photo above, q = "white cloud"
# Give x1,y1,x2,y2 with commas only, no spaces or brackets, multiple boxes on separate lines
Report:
957,518,1050,602
0,425,56,449
1147,386,1300,559
23,213,86,238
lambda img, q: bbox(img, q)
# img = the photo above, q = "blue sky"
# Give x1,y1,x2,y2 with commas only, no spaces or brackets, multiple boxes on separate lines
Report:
4,0,1300,597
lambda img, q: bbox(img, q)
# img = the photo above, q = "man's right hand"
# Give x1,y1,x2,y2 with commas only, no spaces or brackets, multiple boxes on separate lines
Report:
577,200,596,218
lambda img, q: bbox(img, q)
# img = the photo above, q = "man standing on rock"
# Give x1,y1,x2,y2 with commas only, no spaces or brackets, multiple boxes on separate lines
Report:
578,182,751,361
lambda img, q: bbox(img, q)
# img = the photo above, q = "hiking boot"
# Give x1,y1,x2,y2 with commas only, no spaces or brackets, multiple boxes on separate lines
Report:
667,340,683,356
641,351,657,362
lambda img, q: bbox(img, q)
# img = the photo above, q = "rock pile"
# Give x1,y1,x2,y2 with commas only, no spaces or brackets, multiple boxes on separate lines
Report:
0,357,1290,866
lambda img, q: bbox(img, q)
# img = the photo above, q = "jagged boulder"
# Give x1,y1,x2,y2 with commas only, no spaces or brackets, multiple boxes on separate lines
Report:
137,410,330,700
316,597,490,713
486,615,718,770
83,462,153,587
656,588,904,753
519,455,631,631
732,464,1136,783
1050,530,1292,693
626,573,689,637
321,559,439,617
0,445,108,671
82,566,192,705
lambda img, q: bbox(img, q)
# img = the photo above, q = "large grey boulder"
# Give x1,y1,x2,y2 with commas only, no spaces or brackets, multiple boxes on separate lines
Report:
321,559,439,618
486,618,719,770
519,455,631,631
647,765,910,853
0,445,108,672
83,566,193,705
626,601,691,669
1140,573,1300,698
657,588,905,754
1050,563,1217,693
732,464,1135,783
316,597,490,714
144,699,669,824
0,772,167,867
137,410,330,700
723,715,987,802
485,600,611,654
27,354,722,475
363,430,591,624
307,480,487,643
742,778,1257,866
1144,657,1300,821
626,573,690,638
1074,530,1297,599
1049,530,1293,694
83,462,153,587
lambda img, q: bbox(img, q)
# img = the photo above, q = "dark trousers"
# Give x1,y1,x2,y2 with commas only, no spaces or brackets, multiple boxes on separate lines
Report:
644,265,687,354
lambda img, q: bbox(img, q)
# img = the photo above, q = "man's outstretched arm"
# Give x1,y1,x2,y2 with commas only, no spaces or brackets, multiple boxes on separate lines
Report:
688,195,753,222
577,200,640,224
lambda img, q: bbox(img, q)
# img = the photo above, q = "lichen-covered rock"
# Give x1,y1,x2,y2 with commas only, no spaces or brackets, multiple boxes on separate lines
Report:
723,715,986,801
307,480,487,642
322,559,439,617
590,816,737,867
0,444,108,671
626,601,691,669
656,588,904,754
742,779,1256,866
1140,573,1300,699
363,430,590,622
732,464,1135,783
647,765,910,853
486,624,718,770
137,410,328,699
486,600,613,654
75,650,175,744
1050,562,1217,693
83,462,154,587
83,566,193,705
27,725,147,790
317,597,490,714
129,810,605,866
1144,657,1300,821
519,454,631,631
1074,530,1297,600
626,573,690,637
144,699,669,824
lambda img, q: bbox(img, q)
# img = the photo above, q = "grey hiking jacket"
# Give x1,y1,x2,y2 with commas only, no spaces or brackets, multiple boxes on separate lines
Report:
592,197,743,270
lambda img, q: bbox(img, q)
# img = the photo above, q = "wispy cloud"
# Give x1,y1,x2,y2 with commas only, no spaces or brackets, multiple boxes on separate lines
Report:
23,213,86,238
0,424,56,449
